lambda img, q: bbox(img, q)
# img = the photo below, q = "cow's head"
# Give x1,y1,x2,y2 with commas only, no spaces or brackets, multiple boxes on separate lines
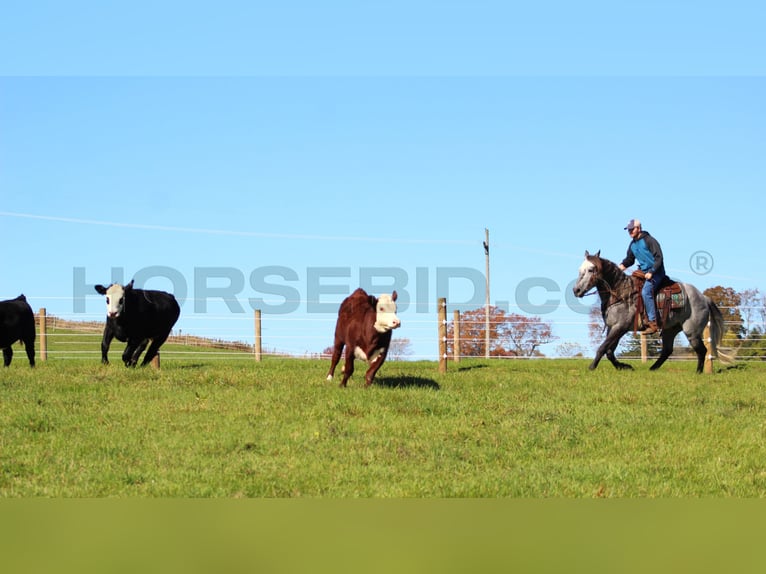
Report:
373,290,400,333
94,279,134,318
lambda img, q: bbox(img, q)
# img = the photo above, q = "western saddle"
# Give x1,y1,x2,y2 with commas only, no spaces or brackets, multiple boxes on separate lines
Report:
631,271,683,334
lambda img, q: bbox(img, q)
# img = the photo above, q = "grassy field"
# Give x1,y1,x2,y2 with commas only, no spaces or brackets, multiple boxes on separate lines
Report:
2,333,765,498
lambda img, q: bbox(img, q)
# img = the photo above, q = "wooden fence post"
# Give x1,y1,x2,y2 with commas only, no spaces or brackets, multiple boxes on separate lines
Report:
453,309,461,363
151,353,160,369
254,309,262,362
39,308,48,362
438,298,447,373
704,322,713,374
640,333,647,363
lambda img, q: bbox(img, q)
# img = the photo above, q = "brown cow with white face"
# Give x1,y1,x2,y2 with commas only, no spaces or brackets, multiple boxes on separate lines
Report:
326,288,400,387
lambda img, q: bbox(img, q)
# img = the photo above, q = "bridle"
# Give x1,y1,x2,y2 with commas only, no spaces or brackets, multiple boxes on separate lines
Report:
594,271,635,310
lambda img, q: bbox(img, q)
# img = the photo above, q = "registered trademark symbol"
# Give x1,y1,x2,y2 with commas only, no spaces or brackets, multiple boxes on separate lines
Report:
689,251,714,275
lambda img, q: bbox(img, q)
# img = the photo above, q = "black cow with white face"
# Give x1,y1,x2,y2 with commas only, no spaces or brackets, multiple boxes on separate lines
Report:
0,295,36,367
94,280,180,367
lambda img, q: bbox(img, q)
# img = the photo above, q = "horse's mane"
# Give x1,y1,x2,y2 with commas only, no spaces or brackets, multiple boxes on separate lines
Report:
588,253,634,317
595,256,629,286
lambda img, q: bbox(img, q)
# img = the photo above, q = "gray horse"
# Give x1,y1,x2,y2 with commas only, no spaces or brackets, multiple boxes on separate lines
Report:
572,250,728,373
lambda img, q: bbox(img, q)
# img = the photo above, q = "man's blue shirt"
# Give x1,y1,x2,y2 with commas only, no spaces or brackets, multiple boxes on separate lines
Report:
621,231,665,275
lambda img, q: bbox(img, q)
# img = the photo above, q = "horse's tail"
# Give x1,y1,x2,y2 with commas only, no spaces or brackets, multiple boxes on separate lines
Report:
707,300,734,364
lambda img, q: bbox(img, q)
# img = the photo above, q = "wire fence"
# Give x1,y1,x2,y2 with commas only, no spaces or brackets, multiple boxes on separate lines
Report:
24,303,765,364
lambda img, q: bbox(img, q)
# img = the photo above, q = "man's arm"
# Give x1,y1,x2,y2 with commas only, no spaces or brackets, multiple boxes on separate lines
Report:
644,235,664,274
620,246,635,270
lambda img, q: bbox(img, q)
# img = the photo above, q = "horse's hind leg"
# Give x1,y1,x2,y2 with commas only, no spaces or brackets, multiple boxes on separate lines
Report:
650,327,681,371
687,334,708,374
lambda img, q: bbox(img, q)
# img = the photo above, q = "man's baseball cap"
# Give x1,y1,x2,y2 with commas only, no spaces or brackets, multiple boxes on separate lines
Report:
624,218,641,231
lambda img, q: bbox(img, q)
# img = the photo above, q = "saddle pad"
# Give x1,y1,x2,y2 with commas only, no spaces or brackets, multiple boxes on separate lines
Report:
656,283,684,310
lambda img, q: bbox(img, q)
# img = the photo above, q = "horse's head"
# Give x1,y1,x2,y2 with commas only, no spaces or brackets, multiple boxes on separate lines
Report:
572,250,602,298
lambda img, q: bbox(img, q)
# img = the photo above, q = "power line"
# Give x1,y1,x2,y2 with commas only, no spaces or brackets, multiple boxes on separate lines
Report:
0,211,475,246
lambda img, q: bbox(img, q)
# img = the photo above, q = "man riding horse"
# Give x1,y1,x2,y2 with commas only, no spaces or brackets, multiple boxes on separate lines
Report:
618,218,666,334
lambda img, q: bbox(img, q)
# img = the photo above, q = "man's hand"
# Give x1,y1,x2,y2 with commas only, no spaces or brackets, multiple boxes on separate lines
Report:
646,272,653,280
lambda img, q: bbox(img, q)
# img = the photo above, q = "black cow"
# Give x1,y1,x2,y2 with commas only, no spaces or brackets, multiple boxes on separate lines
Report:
94,280,180,367
0,295,36,367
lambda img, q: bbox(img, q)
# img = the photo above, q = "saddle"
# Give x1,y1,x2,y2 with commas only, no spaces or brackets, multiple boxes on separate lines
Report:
631,271,684,333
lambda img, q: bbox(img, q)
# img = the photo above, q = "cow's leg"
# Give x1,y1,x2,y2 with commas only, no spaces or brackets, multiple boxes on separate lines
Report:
101,324,115,365
121,343,135,366
141,333,169,367
650,327,681,371
339,346,355,387
326,339,344,381
22,337,35,367
122,339,146,367
364,349,388,387
2,347,12,367
130,339,150,366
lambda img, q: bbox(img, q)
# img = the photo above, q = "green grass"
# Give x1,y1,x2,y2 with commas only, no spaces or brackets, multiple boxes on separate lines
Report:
1,347,765,497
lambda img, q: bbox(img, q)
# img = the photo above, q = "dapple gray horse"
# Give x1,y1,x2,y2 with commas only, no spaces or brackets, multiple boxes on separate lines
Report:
572,250,728,373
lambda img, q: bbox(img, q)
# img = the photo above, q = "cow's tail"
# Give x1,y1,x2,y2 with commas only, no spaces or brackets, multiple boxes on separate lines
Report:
707,300,734,364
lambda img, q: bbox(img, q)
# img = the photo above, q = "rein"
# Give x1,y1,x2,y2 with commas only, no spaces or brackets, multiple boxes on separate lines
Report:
594,267,635,310
601,281,630,307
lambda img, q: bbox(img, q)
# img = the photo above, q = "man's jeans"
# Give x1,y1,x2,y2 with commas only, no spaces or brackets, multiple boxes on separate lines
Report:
642,271,667,322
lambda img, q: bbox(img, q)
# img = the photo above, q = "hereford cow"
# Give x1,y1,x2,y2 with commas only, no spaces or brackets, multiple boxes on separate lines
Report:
0,295,36,367
95,280,180,367
326,288,400,387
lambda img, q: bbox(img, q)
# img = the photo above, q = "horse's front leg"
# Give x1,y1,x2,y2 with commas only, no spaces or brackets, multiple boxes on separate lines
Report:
606,346,633,370
590,326,632,371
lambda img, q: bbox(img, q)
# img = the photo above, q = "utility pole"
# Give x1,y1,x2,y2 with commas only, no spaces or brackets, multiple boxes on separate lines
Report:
484,228,490,358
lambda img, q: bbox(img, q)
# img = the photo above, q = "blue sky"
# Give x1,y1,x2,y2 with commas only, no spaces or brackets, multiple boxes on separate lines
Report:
1,1,764,359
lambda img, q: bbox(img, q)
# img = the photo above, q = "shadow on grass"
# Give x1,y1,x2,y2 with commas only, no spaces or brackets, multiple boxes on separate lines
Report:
456,364,489,373
722,363,748,372
375,376,441,390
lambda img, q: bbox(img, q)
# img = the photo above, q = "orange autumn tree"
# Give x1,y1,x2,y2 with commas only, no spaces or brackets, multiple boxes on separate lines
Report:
446,306,555,358
703,285,744,339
